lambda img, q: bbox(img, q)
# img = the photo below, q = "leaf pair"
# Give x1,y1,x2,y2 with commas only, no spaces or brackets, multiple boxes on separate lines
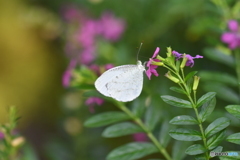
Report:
225,105,240,145
161,92,216,109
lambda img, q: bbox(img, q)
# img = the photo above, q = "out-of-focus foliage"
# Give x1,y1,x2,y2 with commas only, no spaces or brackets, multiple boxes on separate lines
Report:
0,0,240,159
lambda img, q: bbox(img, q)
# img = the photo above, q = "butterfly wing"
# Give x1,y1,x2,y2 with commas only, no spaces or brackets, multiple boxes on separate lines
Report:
95,65,133,97
95,64,144,102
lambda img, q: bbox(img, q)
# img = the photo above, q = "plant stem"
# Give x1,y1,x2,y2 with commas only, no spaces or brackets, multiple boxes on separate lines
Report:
115,101,172,160
234,49,240,99
172,70,209,159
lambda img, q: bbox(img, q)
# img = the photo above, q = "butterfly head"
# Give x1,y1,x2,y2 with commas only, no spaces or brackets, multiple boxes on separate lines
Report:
137,60,145,71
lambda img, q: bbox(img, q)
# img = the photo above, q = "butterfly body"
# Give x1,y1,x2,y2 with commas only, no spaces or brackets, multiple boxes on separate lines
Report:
95,61,145,102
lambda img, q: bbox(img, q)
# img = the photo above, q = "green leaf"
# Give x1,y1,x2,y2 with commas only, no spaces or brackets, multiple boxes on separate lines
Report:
169,128,202,141
131,99,146,118
170,86,186,94
195,154,207,160
197,92,216,108
205,117,230,138
225,105,240,119
203,48,235,68
185,144,207,155
172,141,191,160
83,90,105,98
202,83,240,104
186,77,193,94
185,71,198,82
199,71,238,87
209,146,224,158
159,120,172,147
219,151,240,160
199,97,216,122
22,143,39,160
170,115,198,125
106,142,158,160
145,105,161,131
226,132,240,145
161,95,192,108
207,130,226,150
84,112,130,127
73,84,95,90
211,146,223,153
102,122,143,138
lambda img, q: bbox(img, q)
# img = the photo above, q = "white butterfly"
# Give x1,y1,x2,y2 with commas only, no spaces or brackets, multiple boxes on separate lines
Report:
94,61,145,102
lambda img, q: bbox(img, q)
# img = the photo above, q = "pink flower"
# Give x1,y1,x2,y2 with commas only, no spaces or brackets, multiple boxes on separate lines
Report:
62,60,77,87
99,12,125,41
172,51,203,67
0,132,4,140
185,54,203,67
105,64,114,70
85,97,104,113
77,20,99,48
62,6,82,21
172,50,182,60
133,133,148,142
79,47,96,65
89,64,114,76
146,47,160,80
221,20,240,50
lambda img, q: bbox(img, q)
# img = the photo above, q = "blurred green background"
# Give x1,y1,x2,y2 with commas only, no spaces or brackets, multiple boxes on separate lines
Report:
0,0,239,159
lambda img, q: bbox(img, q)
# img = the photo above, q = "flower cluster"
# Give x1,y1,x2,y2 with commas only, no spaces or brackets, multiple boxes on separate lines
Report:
146,47,203,79
62,6,125,112
85,97,104,113
63,6,125,65
221,20,240,50
62,7,125,87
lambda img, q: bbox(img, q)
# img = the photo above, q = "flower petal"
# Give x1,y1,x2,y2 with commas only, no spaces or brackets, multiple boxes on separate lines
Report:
152,47,160,58
146,59,153,67
228,20,239,32
172,50,182,59
151,68,159,77
229,40,238,49
146,68,152,80
221,32,237,43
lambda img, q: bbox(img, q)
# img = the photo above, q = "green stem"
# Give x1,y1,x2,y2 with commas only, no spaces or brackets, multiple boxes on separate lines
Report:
193,107,209,159
115,101,172,160
166,67,209,159
234,49,240,99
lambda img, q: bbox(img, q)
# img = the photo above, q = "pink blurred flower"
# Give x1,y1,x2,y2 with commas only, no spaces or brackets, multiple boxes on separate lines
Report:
100,12,125,41
85,97,104,113
89,64,114,75
79,47,96,65
62,6,82,21
77,20,100,48
133,133,148,142
62,60,77,87
221,20,240,50
105,64,114,70
62,8,125,87
0,132,4,140
62,71,72,88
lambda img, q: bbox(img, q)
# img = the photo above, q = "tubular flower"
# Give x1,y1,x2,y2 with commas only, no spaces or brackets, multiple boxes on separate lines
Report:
172,51,203,67
146,47,160,80
221,20,240,50
85,97,104,113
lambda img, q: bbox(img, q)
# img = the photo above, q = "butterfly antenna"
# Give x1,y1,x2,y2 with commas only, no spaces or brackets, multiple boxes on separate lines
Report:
137,43,143,61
